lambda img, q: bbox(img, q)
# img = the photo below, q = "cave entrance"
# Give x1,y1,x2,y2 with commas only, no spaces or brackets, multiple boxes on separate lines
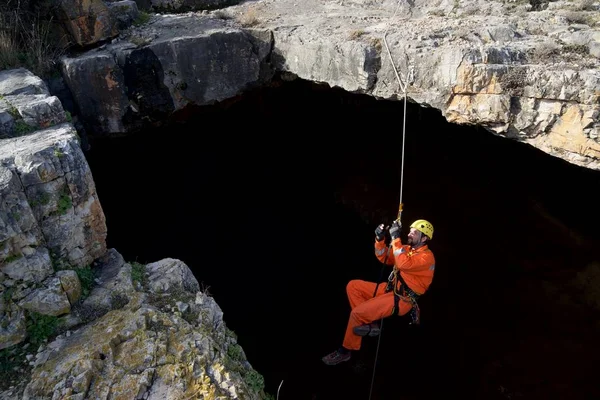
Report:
83,75,600,400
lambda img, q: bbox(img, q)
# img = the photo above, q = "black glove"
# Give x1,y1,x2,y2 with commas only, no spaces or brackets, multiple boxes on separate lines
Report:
389,220,401,240
374,223,387,241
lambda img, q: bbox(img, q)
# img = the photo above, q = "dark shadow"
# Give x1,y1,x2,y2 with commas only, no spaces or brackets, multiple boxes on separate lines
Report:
84,75,600,400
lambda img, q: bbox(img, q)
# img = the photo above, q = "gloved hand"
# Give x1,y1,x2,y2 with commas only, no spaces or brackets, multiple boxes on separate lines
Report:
389,220,401,240
374,223,387,241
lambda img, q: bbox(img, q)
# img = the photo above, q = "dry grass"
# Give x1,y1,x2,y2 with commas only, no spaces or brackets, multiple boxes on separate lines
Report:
0,27,20,69
349,29,365,40
0,0,69,77
238,6,260,27
569,0,597,12
370,37,382,52
562,10,591,24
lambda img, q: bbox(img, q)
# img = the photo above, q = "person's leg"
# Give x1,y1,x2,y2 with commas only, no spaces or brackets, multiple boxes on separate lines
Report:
342,293,412,351
346,279,388,336
322,280,395,366
346,279,387,309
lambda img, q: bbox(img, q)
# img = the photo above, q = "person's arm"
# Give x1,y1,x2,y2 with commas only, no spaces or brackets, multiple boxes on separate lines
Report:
391,239,433,272
374,223,394,265
375,238,394,265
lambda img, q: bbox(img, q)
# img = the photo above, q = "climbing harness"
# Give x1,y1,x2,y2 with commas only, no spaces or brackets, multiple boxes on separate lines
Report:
386,268,421,325
369,2,414,400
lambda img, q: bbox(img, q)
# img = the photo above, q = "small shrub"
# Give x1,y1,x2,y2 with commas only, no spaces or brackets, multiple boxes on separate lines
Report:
3,253,22,264
428,9,446,17
575,0,597,11
129,35,151,47
529,0,549,11
133,11,151,27
30,191,50,208
72,301,110,325
349,29,365,40
6,104,20,119
26,311,58,345
2,287,15,302
244,369,265,393
562,10,591,24
213,10,233,20
0,345,29,391
563,44,589,55
528,42,560,63
227,343,244,361
14,120,36,136
75,265,94,299
110,293,129,310
502,67,527,95
131,261,146,286
370,37,382,52
52,191,72,216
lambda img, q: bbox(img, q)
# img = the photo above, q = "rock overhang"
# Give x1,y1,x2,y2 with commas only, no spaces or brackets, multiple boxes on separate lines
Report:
57,0,600,170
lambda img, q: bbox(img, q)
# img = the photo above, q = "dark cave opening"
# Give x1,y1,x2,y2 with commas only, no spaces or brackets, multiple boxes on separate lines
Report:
83,76,600,400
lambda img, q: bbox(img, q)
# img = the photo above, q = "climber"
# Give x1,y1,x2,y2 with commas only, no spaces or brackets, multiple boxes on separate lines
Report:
321,218,436,366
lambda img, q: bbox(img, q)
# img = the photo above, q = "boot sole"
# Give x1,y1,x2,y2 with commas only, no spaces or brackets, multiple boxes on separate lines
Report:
353,325,380,337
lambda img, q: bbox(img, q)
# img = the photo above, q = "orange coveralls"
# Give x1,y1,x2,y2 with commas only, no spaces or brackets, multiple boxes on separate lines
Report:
342,236,436,350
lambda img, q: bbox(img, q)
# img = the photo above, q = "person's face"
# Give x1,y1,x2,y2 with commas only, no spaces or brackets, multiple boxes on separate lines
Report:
407,228,423,247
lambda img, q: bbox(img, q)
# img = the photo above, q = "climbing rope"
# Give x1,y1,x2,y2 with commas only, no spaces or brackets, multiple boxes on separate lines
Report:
368,1,411,400
384,0,409,214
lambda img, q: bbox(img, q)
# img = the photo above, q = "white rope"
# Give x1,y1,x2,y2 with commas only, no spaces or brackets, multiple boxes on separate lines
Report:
383,0,409,208
369,2,410,400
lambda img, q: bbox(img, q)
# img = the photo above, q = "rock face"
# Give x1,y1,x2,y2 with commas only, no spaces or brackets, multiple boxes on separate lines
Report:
0,124,107,269
149,0,243,12
17,250,267,400
54,0,119,47
262,0,600,170
0,121,107,349
0,65,265,397
59,0,600,170
0,68,69,139
60,13,273,135
108,1,141,31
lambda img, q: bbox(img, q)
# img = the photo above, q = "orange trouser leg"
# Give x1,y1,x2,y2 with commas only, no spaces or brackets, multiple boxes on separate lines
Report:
342,279,412,351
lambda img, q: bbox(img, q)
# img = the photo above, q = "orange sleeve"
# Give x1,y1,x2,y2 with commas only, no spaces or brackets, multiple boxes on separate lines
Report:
374,239,394,265
390,238,432,272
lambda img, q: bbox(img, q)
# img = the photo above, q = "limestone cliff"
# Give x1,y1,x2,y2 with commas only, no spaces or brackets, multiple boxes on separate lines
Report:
0,68,268,399
55,0,599,170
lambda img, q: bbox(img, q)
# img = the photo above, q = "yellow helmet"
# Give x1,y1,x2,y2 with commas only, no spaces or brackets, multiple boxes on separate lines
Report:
410,219,434,239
